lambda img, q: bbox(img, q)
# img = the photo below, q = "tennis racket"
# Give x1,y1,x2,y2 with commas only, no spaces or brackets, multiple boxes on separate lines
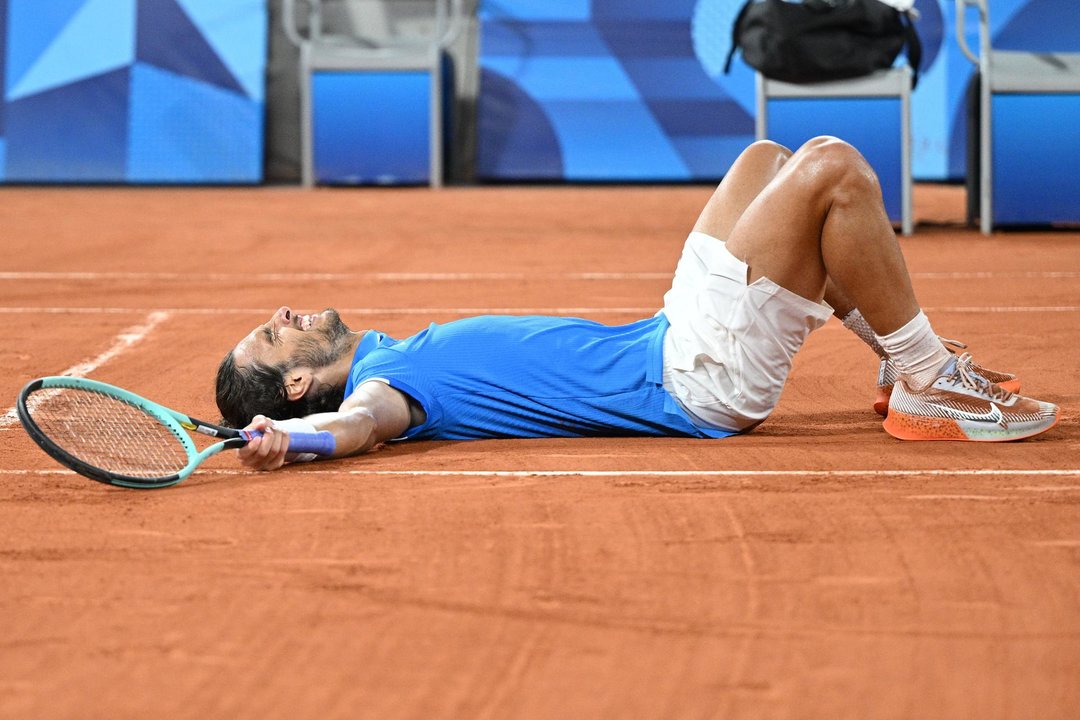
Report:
16,376,336,489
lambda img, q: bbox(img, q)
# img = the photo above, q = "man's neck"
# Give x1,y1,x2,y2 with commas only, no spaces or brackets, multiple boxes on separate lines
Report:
326,331,368,386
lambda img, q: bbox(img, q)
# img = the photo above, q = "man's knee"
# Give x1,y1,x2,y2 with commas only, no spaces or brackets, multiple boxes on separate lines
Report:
792,136,881,202
744,139,794,166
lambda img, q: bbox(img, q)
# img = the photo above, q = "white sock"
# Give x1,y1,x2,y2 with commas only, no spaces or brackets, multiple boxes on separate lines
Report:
875,311,952,391
842,309,888,360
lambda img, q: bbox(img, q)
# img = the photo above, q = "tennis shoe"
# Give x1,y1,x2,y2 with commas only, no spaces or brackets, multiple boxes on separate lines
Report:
873,338,1019,416
882,353,1057,442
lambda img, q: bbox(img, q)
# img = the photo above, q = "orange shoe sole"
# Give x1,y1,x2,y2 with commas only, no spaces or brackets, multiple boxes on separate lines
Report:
883,407,1058,442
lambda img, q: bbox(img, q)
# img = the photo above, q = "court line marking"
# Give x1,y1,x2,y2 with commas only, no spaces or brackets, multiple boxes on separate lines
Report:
0,311,170,428
0,270,1077,282
0,306,658,316
0,271,671,282
1,306,1079,316
3,468,1079,478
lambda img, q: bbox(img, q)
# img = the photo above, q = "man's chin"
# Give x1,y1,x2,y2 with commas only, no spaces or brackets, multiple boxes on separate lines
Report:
319,308,351,338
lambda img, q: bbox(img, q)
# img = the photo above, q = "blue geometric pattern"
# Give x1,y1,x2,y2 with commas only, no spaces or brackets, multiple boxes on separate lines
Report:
136,0,245,98
477,0,756,180
7,0,135,101
477,0,1073,182
6,67,130,181
0,0,6,139
0,0,265,183
127,62,263,182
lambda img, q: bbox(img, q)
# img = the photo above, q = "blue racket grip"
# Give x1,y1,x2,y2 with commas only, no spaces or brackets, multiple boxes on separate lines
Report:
240,429,337,456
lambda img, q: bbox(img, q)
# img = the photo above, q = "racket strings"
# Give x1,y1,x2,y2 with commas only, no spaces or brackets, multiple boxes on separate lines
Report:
27,388,190,477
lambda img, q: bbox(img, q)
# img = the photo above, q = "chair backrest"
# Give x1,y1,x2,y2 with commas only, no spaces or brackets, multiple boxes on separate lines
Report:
954,0,990,67
283,0,465,55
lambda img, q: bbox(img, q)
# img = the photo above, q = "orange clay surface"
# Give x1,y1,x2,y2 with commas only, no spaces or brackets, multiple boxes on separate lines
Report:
1,185,1078,719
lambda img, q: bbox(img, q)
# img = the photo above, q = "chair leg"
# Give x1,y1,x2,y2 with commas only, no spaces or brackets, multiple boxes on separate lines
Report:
755,73,767,141
299,46,315,188
429,51,443,188
980,64,993,234
901,70,913,236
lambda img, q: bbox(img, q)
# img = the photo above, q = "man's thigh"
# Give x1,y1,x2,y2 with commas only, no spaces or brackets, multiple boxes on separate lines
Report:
661,232,832,432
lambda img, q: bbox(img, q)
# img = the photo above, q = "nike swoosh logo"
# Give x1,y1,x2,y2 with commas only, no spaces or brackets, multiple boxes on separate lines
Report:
928,402,1008,428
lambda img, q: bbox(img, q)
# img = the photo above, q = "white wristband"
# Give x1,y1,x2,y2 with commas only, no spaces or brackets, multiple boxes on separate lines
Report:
274,418,319,463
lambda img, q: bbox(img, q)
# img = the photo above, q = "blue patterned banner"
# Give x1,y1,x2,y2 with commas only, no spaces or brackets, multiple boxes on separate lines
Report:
0,0,266,183
478,0,1077,182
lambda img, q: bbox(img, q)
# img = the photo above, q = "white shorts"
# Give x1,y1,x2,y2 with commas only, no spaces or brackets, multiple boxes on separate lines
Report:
660,231,833,433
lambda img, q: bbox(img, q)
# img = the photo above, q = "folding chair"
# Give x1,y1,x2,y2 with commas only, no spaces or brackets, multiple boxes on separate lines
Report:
956,0,1080,233
283,0,464,186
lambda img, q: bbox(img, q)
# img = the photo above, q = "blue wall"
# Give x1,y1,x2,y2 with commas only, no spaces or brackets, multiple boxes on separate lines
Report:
477,0,1078,182
0,0,266,183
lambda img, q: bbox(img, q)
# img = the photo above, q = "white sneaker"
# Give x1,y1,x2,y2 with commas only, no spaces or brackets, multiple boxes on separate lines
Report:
882,353,1056,442
874,338,1019,417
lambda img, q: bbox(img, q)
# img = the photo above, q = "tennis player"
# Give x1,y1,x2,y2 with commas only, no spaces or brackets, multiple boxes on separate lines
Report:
216,137,1058,470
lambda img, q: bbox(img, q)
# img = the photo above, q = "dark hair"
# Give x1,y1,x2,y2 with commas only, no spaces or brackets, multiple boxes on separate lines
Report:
214,352,344,429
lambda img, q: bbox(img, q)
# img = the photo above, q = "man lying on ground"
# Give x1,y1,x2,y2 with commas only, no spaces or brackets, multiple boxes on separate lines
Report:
215,137,1058,471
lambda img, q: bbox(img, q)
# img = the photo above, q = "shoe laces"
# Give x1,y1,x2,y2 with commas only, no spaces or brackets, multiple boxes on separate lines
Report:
939,337,967,353
950,352,1013,402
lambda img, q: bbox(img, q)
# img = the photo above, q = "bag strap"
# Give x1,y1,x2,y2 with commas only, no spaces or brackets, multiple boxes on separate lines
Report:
900,9,922,89
723,0,757,75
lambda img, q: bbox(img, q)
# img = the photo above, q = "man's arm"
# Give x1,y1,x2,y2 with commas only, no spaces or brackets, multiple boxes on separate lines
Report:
237,380,416,471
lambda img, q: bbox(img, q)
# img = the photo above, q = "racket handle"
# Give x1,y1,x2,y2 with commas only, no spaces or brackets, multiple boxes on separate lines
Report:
240,429,337,456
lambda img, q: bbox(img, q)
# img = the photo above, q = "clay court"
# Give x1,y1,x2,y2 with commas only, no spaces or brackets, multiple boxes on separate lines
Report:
1,185,1078,718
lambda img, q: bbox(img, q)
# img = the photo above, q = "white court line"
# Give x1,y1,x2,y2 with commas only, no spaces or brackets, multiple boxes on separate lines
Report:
3,468,1079,478
0,271,670,281
927,306,1080,313
0,306,656,313
346,469,1080,478
0,270,1077,282
0,306,1079,316
0,311,170,428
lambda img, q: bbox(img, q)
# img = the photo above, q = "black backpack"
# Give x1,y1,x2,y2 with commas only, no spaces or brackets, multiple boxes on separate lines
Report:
724,0,922,87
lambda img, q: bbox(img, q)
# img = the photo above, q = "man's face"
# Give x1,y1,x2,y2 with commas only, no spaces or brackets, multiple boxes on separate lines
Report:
233,306,352,370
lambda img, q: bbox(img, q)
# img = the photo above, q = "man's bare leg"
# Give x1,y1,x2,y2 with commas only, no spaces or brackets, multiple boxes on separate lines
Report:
692,140,793,240
693,140,1025,418
694,138,961,410
692,140,873,323
705,137,1056,441
716,136,917,333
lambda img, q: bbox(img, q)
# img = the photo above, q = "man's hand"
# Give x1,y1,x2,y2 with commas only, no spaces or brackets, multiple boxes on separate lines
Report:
237,415,291,471
234,381,417,471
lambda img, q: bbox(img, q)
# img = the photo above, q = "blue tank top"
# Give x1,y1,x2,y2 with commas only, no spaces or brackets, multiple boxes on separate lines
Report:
343,314,733,440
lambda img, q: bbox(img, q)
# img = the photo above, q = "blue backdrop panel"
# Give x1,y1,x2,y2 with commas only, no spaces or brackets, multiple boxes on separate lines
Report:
6,0,135,102
478,0,1079,183
768,98,904,223
0,0,6,140
992,94,1080,226
128,63,262,182
312,71,431,185
176,0,267,103
4,0,88,93
0,0,265,183
5,68,130,181
477,1,755,181
136,0,245,97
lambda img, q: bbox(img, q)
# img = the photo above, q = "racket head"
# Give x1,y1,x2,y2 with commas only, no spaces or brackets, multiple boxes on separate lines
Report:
16,377,207,489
